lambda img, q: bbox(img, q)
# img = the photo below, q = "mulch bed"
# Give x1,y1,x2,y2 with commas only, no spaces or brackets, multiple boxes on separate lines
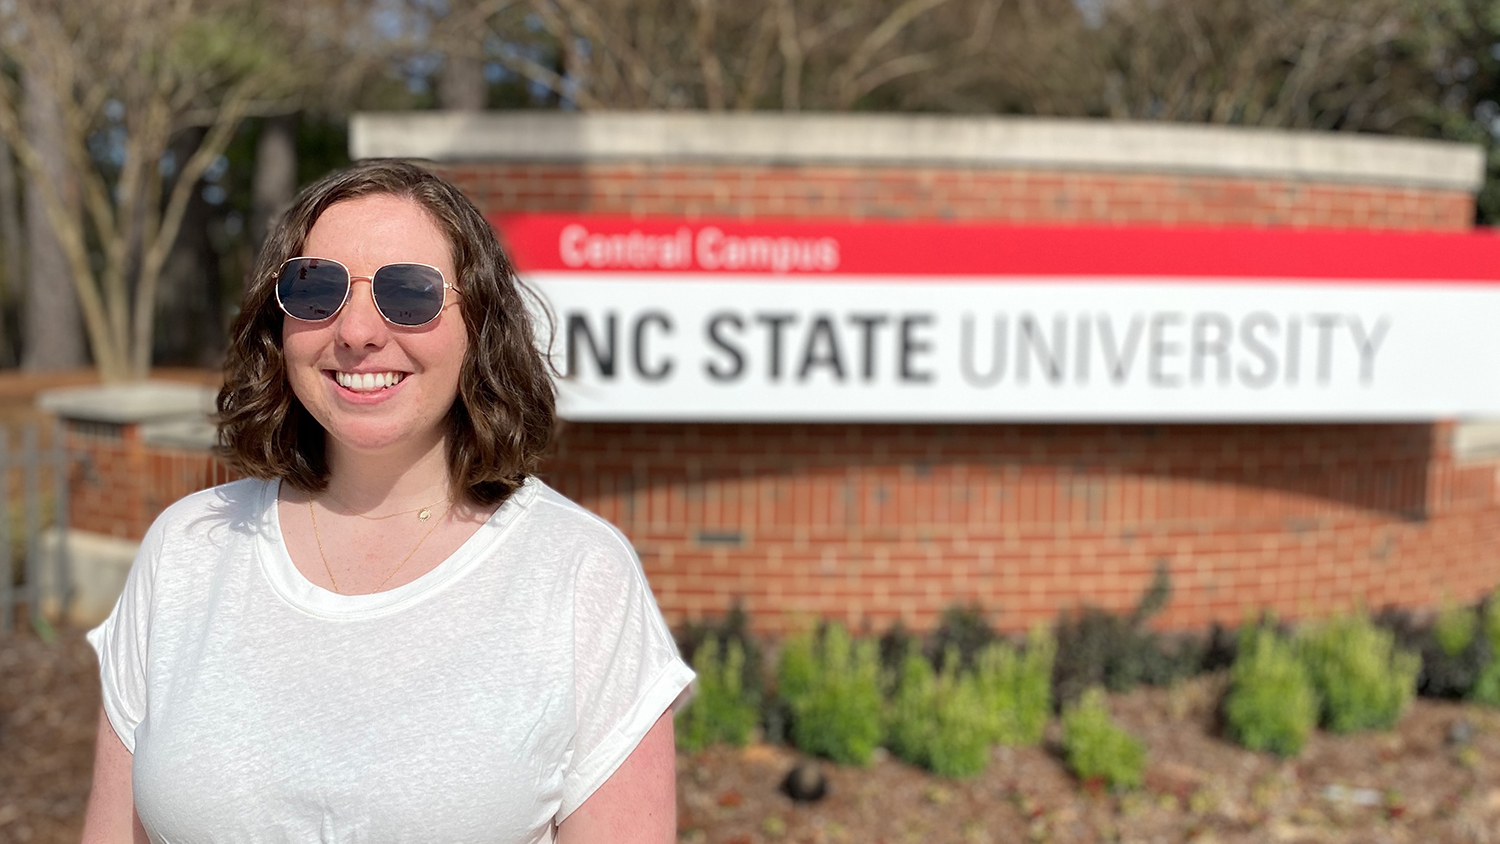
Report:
6,628,1500,843
0,629,99,843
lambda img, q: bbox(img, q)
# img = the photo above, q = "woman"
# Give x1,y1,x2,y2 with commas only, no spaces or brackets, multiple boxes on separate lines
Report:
80,161,693,843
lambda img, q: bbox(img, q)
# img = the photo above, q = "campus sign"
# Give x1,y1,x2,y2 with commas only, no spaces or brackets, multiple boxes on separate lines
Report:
496,215,1500,421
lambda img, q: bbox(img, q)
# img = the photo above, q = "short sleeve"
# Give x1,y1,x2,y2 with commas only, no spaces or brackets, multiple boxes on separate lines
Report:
559,530,695,820
85,524,164,754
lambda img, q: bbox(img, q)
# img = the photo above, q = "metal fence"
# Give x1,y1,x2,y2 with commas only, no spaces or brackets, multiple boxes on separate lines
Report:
0,419,70,632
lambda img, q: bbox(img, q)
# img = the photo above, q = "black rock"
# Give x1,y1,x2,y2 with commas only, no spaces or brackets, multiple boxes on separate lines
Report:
780,761,828,803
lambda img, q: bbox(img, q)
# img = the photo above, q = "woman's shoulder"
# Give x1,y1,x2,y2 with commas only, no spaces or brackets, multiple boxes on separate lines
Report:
143,477,272,545
516,478,636,559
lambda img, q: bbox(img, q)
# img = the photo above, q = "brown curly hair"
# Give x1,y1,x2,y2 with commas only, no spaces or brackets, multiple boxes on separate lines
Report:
216,160,555,507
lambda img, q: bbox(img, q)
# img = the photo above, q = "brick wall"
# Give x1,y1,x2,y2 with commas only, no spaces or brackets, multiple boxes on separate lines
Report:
68,426,235,540
542,422,1499,634
438,163,1475,231
58,130,1496,634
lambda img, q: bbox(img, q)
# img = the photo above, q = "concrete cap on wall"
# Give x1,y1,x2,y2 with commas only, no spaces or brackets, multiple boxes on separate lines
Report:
38,381,216,425
351,111,1485,191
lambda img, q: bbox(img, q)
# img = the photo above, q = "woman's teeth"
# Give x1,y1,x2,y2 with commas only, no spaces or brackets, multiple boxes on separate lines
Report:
335,371,404,391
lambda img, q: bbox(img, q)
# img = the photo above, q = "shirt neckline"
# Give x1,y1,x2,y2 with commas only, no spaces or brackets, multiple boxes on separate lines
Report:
256,476,539,620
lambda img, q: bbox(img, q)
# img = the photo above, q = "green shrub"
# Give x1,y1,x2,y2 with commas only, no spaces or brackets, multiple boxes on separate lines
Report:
677,638,760,752
1053,562,1203,704
974,625,1054,746
1224,623,1318,757
1473,595,1500,706
885,642,939,768
1436,600,1479,658
930,603,998,670
678,603,765,701
777,622,884,765
1298,610,1419,733
1061,687,1146,790
886,645,992,777
877,618,921,674
1380,605,1492,700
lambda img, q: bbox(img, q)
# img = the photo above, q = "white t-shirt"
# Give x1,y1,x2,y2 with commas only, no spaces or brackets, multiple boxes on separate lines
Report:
88,476,694,844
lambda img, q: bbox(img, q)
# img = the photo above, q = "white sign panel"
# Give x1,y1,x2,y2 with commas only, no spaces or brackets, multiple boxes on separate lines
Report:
500,217,1500,421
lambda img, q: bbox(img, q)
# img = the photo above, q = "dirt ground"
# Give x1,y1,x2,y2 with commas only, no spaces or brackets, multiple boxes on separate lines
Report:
5,629,1500,843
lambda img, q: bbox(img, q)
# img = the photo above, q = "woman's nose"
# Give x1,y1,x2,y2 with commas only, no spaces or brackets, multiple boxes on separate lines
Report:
333,278,387,348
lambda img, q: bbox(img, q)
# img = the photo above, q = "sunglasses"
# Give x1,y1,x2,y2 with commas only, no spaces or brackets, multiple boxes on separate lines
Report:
274,257,461,327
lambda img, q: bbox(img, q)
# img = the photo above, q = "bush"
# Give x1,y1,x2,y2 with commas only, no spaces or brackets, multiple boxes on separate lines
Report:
678,602,765,702
1053,561,1203,704
1473,595,1500,706
1379,603,1493,700
1298,609,1419,733
1061,687,1146,790
1436,600,1479,657
677,637,761,752
886,645,992,777
930,603,998,670
777,622,884,765
974,625,1054,746
877,619,921,675
1223,623,1318,757
885,642,939,768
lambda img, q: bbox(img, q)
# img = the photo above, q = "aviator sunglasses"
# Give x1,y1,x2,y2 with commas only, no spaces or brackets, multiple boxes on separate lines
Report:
274,257,461,327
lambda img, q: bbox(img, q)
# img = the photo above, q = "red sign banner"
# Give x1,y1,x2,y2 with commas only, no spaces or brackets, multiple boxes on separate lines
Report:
494,214,1500,283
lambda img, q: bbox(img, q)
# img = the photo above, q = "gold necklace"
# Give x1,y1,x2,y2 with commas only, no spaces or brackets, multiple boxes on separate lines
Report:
322,492,449,522
308,498,451,594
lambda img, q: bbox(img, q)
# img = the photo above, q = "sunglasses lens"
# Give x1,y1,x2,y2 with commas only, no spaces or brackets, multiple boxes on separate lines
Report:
277,258,348,321
372,264,447,326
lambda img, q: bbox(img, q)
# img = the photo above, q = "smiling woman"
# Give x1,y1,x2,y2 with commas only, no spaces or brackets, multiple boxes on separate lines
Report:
77,161,693,844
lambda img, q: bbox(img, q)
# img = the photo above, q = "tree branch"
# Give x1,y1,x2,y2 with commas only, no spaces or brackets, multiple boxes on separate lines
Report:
693,0,726,110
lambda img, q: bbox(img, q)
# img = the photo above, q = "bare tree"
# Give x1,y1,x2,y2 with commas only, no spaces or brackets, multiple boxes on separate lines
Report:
441,53,489,111
0,138,23,366
0,0,391,380
250,114,300,254
1087,0,1438,131
401,0,1494,219
423,0,1454,138
431,0,995,112
20,57,85,371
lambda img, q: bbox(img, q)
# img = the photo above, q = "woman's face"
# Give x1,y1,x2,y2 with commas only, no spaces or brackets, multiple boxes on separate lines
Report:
282,194,468,462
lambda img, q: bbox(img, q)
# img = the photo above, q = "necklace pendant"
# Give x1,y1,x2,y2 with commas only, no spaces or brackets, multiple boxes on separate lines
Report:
418,508,432,522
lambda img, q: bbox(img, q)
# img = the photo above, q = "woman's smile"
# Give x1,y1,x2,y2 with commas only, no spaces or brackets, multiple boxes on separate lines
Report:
331,370,407,392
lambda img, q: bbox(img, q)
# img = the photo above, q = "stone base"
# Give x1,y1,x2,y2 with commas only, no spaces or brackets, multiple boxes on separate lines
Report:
37,528,139,627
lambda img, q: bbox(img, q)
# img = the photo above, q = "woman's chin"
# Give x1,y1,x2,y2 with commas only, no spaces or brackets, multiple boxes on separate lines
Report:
326,424,445,461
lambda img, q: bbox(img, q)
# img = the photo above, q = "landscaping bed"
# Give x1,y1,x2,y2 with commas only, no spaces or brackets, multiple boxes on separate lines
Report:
5,628,1500,843
678,678,1500,844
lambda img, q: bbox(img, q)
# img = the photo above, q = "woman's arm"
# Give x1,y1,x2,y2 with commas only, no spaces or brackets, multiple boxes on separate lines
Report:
557,711,677,844
79,707,148,844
